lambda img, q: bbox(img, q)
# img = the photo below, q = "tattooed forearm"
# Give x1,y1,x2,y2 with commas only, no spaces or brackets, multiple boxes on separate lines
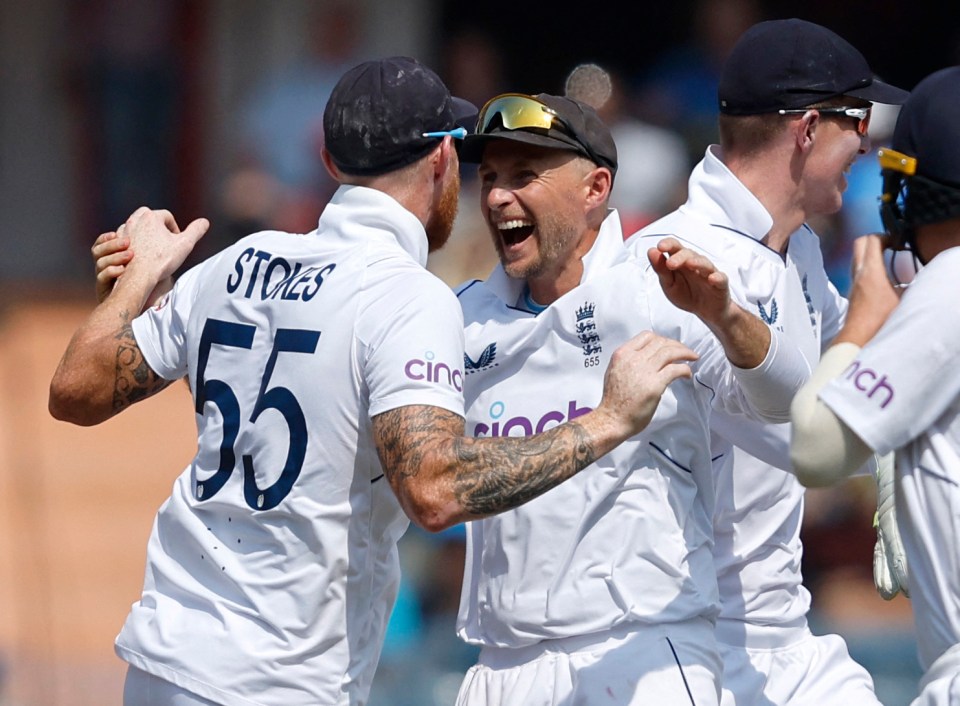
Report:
112,318,172,413
452,424,597,515
372,405,600,523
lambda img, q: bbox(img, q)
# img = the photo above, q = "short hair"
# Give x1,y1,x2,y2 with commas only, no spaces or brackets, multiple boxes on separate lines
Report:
718,96,869,155
718,113,782,155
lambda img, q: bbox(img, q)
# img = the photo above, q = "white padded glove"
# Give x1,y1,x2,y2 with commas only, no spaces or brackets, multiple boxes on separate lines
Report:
873,452,909,600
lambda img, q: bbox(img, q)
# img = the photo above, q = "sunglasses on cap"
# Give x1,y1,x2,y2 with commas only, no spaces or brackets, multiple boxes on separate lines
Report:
476,93,606,167
777,106,872,136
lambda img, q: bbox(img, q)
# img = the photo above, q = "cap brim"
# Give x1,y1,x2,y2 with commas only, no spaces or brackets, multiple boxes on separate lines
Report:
459,129,588,164
847,79,910,106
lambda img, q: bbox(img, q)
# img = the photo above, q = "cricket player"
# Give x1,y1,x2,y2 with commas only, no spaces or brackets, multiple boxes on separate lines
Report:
452,91,810,705
792,65,960,706
50,57,699,706
625,19,909,705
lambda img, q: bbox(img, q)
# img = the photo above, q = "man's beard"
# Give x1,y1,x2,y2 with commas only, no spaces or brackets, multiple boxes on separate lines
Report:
499,209,579,281
425,169,461,253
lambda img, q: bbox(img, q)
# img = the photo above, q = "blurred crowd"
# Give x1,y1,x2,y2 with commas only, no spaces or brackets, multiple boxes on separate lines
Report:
47,0,934,704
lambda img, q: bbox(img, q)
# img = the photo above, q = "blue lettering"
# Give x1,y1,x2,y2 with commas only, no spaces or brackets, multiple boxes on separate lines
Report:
245,250,272,298
227,248,255,293
263,257,292,299
228,250,333,303
302,264,336,301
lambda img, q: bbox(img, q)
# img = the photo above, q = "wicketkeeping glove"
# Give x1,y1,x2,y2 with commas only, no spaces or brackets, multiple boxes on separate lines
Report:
872,451,909,600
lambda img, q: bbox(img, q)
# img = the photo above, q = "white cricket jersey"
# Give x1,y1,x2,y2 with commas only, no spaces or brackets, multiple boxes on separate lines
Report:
626,146,847,631
820,247,960,673
121,185,465,706
455,212,809,648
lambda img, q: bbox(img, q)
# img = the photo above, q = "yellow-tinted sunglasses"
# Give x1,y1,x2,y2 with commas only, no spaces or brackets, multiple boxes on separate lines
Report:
476,93,605,167
477,93,563,133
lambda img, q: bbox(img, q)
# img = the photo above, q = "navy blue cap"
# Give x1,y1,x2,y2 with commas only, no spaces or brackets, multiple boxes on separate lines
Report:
719,19,909,115
892,66,960,187
323,56,477,176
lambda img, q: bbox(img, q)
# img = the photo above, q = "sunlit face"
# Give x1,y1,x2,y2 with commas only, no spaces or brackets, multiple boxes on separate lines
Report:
802,104,871,216
477,140,592,283
425,160,461,253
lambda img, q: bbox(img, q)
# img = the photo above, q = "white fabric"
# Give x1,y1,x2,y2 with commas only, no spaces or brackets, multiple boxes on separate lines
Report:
820,247,960,675
626,146,876,704
456,618,721,706
123,185,466,706
717,628,877,706
124,666,219,706
455,211,808,661
913,642,960,705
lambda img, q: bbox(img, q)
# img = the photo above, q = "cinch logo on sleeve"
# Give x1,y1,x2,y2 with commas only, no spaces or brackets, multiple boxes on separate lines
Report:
472,400,592,437
405,351,463,392
842,360,895,409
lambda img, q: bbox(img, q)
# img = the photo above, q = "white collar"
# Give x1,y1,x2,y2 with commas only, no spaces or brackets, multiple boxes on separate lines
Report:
684,146,775,242
319,185,429,266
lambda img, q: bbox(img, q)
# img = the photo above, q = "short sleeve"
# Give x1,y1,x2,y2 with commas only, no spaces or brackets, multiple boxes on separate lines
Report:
358,267,465,419
131,263,206,381
820,251,960,453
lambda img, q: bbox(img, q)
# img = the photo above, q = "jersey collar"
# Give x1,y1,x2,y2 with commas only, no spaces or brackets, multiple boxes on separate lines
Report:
320,185,430,267
683,146,775,242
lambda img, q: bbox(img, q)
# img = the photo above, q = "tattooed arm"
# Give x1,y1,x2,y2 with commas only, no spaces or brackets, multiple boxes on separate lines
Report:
372,331,700,531
49,207,208,425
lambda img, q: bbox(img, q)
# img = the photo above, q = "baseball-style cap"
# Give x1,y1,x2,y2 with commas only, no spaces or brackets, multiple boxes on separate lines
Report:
889,66,960,187
459,93,618,175
718,18,909,115
323,56,477,176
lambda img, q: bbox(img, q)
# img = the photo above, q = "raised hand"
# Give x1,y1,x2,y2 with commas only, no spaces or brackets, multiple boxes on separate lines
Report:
648,237,731,327
111,207,208,301
835,234,901,347
596,330,699,438
92,230,134,304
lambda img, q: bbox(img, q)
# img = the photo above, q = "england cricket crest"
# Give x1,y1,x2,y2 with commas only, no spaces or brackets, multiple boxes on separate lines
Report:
575,302,602,356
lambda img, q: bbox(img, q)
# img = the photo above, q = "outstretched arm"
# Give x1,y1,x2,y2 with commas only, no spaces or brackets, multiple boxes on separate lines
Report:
373,331,699,531
49,208,209,425
648,237,770,368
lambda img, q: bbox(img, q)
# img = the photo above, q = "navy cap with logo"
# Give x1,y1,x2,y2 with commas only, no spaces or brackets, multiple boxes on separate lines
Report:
459,93,618,176
323,56,477,176
718,18,909,115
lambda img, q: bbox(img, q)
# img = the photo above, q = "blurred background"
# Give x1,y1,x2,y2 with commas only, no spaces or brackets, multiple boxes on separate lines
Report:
1,0,954,703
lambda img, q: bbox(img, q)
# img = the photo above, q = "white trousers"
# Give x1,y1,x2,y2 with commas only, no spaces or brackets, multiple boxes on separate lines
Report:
456,618,721,706
717,621,880,706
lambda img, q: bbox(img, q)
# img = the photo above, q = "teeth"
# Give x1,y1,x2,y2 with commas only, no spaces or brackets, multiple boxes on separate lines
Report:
497,219,531,230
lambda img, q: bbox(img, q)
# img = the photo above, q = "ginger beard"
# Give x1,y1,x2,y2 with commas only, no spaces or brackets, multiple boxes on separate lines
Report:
425,167,461,253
